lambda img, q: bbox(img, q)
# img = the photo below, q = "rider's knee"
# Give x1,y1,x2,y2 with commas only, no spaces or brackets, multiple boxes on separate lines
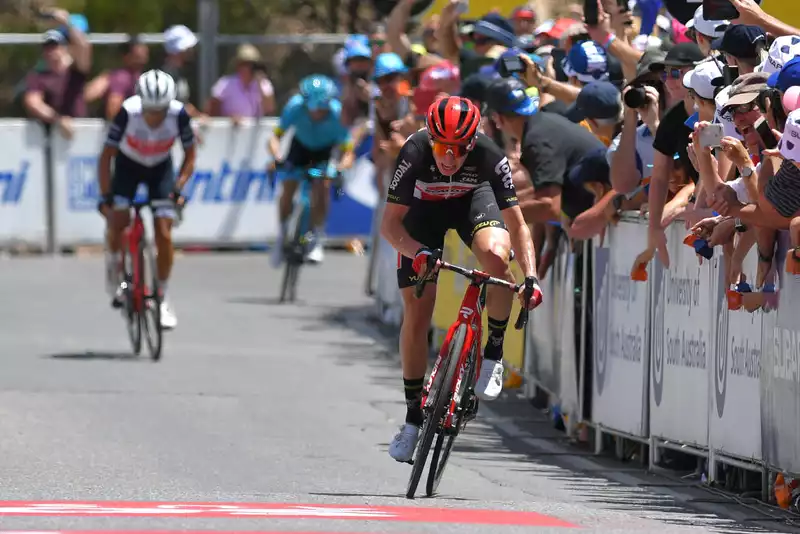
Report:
478,240,511,275
154,222,173,248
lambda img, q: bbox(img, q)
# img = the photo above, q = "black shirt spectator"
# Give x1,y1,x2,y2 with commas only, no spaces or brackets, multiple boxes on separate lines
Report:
521,110,606,219
652,101,697,180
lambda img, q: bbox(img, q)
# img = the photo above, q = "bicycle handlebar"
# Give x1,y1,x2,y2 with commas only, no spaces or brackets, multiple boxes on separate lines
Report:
414,250,534,330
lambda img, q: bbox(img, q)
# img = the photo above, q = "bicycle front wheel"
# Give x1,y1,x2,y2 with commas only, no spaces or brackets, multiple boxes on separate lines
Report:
122,244,142,355
426,342,477,496
406,323,467,499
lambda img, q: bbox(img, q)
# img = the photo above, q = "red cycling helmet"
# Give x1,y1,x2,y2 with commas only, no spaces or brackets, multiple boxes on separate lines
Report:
426,96,481,145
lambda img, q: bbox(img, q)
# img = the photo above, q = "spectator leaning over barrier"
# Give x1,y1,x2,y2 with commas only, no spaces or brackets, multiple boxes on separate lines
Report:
205,44,276,124
608,49,666,195
162,25,206,122
24,8,92,140
85,35,149,121
638,42,705,269
486,72,603,231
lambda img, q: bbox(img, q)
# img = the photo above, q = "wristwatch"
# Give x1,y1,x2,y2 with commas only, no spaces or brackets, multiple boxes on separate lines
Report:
741,166,755,178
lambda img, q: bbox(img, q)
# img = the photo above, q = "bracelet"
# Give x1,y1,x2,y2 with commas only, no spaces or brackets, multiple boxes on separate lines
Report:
603,34,616,50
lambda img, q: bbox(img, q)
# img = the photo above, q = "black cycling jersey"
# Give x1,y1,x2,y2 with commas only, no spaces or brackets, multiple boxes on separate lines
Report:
387,129,519,210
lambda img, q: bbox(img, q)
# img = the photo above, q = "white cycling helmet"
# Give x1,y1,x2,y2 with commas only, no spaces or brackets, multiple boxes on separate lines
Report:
137,69,177,109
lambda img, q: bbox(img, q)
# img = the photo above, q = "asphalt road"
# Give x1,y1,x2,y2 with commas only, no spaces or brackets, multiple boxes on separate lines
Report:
0,252,791,534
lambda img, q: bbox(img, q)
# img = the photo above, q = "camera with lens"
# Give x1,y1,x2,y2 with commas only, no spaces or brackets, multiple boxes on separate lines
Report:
624,85,649,109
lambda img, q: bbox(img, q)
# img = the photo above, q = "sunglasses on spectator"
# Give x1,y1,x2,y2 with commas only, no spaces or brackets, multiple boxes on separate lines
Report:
731,101,758,115
430,139,471,158
370,39,386,48
660,68,684,81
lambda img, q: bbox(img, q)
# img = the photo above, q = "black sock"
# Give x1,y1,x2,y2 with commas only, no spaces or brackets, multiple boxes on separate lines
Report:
483,315,509,361
403,377,424,426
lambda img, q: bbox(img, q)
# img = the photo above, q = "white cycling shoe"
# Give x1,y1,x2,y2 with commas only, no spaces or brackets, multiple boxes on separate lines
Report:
306,237,324,264
475,358,504,401
389,423,420,463
160,300,178,330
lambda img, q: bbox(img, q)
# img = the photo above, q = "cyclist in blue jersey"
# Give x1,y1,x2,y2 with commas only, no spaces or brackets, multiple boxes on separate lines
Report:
268,75,355,266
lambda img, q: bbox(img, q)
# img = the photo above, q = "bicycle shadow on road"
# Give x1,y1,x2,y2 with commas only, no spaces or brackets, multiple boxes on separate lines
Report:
47,351,144,362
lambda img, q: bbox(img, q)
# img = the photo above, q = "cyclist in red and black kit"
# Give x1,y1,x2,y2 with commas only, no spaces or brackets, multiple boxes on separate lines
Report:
381,96,544,463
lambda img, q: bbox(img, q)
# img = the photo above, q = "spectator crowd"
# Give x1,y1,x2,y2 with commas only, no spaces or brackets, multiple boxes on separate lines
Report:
19,1,800,306
326,0,800,312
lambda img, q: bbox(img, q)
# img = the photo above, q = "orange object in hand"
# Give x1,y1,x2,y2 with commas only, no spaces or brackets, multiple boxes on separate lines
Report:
631,263,648,282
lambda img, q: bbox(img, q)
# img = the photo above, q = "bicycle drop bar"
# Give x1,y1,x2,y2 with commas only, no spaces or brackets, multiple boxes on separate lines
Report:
414,256,531,330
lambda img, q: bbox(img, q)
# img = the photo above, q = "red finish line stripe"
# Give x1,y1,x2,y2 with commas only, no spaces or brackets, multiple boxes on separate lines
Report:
0,501,576,527
0,532,372,534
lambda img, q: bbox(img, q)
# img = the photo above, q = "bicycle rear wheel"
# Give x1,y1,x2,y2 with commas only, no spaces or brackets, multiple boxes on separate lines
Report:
406,323,466,499
426,342,478,496
141,238,163,361
122,241,142,355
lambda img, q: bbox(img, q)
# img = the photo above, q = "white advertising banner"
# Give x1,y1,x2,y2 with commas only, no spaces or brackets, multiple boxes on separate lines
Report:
711,247,762,461
760,234,800,472
592,220,650,437
524,240,564,399
0,120,48,247
51,119,283,247
650,222,712,448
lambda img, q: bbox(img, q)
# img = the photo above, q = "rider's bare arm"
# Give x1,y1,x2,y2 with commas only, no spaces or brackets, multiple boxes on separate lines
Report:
381,140,425,258
98,144,117,197
502,205,538,278
175,108,197,190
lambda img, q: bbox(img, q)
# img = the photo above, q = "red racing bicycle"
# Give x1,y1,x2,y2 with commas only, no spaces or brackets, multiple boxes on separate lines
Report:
118,199,179,361
406,250,534,499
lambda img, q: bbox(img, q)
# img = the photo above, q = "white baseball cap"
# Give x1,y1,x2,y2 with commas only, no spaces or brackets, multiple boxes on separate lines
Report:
780,109,800,162
683,59,723,100
164,25,198,54
759,35,800,76
714,85,744,141
686,6,728,39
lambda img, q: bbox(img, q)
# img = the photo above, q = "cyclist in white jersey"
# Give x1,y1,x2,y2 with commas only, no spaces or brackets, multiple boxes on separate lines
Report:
97,69,196,329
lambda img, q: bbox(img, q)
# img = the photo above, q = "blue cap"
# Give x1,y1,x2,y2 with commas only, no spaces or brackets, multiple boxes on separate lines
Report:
562,41,609,83
486,77,539,116
574,81,621,120
568,147,610,186
473,13,517,48
346,34,369,48
373,52,407,79
478,64,501,79
344,40,372,61
711,24,767,59
768,56,800,92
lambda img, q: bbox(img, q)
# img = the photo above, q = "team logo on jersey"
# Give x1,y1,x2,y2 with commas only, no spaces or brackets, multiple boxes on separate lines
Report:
494,157,514,189
391,159,412,190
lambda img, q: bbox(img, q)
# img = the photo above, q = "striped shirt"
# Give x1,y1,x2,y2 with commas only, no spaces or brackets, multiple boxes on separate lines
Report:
765,160,800,218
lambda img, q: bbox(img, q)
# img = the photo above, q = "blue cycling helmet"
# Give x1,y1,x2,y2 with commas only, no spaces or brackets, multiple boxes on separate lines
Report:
299,75,337,110
373,53,408,80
